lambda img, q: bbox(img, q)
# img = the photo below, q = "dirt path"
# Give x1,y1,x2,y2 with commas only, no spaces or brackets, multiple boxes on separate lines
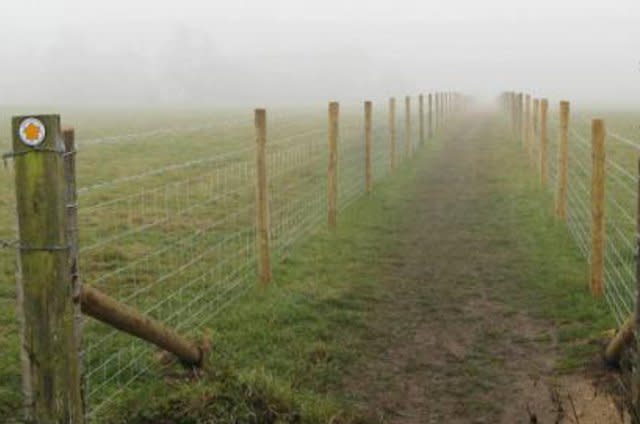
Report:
346,113,625,423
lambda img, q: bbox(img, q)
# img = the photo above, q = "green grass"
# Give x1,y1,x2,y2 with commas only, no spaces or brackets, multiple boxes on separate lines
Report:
484,117,615,370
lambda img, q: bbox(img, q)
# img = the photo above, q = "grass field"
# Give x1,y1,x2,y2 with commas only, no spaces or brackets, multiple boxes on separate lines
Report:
0,103,638,422
0,103,410,420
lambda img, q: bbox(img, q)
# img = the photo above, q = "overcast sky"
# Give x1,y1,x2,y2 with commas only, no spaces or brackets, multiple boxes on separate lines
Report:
0,0,638,107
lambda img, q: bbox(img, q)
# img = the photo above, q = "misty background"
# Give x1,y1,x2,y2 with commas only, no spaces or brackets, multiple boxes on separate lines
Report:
0,0,639,108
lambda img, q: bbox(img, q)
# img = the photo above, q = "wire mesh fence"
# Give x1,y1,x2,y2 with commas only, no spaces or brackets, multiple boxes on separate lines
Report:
503,91,640,328
1,94,454,422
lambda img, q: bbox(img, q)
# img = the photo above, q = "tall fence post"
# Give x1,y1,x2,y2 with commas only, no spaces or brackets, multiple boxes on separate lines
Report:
590,118,606,297
524,94,531,148
516,93,523,143
428,93,433,139
62,127,84,406
555,101,570,219
11,114,84,422
531,98,539,165
419,94,424,146
364,100,372,194
255,109,272,284
511,92,517,136
435,92,439,131
328,102,339,229
540,98,549,185
405,96,411,157
389,97,396,171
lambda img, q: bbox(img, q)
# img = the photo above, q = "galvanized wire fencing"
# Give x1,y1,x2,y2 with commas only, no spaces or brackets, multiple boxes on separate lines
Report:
2,93,461,422
501,91,640,366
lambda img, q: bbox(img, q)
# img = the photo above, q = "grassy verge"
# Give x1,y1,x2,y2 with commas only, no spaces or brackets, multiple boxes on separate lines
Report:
480,117,614,370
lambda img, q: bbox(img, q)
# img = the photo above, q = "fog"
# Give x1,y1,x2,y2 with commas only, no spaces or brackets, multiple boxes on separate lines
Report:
1,0,639,108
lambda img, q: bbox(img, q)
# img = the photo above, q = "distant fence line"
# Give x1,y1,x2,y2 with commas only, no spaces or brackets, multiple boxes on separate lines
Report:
4,92,464,422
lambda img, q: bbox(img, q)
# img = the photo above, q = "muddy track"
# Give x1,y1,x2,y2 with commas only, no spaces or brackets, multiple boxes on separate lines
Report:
345,113,624,423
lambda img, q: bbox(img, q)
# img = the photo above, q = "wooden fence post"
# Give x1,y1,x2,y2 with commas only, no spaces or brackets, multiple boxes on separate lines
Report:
405,96,411,157
540,98,549,185
531,98,539,164
389,97,396,171
435,93,439,131
419,94,424,146
364,101,372,193
255,109,272,284
591,119,606,297
516,93,523,143
511,92,517,136
62,127,84,403
524,94,531,148
428,93,433,139
555,101,570,219
11,114,84,422
328,102,339,229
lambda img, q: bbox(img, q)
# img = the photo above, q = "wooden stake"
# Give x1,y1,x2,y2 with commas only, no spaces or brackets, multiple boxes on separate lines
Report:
419,94,424,146
255,109,272,284
555,101,570,219
328,102,339,229
540,98,549,185
428,93,433,139
364,101,372,193
405,96,411,157
524,94,531,148
11,114,84,422
591,119,606,297
389,97,396,171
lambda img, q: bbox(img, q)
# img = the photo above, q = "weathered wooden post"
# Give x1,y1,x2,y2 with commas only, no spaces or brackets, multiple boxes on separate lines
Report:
364,100,373,193
255,109,272,284
11,114,84,422
555,101,570,219
328,102,339,229
419,94,424,146
62,127,84,400
428,93,433,139
591,119,606,297
389,97,396,171
540,98,549,185
405,96,411,157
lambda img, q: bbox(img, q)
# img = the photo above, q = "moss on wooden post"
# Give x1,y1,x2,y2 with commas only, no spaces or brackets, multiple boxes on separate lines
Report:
11,114,84,422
